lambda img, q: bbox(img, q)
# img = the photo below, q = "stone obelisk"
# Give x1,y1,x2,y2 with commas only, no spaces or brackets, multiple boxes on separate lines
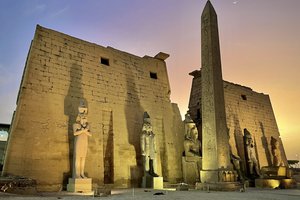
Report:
199,0,238,189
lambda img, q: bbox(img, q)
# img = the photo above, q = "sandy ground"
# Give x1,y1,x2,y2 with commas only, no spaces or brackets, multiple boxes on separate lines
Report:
0,188,300,200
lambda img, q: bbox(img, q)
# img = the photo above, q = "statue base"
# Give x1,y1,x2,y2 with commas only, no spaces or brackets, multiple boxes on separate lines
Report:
142,175,163,189
255,178,296,189
197,169,240,191
67,178,93,194
195,182,241,191
261,166,287,177
257,166,296,189
182,156,202,184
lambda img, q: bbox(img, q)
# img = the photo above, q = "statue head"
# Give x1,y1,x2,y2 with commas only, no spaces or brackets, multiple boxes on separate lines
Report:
142,112,153,135
143,112,151,124
78,99,88,115
244,128,254,146
184,113,194,123
190,126,198,141
271,136,280,149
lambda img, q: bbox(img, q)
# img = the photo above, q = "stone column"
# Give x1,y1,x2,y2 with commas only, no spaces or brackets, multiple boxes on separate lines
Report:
200,0,236,186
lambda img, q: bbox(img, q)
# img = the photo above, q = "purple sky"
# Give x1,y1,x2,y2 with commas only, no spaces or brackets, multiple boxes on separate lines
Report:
0,0,299,160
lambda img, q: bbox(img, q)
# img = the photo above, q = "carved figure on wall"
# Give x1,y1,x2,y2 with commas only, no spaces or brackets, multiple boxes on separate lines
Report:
73,100,91,179
271,136,284,167
140,112,158,177
244,128,261,178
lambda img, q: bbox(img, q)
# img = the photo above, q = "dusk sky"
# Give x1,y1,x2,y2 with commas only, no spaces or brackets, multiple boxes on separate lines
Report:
0,0,299,160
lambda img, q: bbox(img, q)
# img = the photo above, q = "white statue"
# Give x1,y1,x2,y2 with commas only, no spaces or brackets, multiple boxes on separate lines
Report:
140,112,158,177
73,100,91,179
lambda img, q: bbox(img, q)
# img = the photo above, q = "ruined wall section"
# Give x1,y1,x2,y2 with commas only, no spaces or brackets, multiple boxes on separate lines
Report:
3,25,184,191
188,70,288,173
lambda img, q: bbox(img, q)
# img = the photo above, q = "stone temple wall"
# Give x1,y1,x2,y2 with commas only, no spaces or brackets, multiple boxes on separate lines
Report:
3,25,184,191
188,70,288,174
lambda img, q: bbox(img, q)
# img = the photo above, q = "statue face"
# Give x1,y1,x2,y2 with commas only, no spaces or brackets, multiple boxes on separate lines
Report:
78,107,88,114
80,116,88,127
191,127,198,140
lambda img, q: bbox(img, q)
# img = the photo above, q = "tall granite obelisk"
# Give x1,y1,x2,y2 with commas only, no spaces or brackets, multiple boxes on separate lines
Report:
199,0,238,189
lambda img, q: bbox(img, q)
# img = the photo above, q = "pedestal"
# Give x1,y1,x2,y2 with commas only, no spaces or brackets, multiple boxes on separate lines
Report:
255,179,280,189
261,166,287,177
182,156,202,184
256,166,297,189
197,169,240,191
255,178,297,189
142,176,163,189
196,182,241,191
67,178,93,194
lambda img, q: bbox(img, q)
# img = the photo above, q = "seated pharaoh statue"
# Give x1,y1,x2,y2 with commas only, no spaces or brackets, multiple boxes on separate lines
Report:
183,113,201,157
181,113,202,184
184,126,201,157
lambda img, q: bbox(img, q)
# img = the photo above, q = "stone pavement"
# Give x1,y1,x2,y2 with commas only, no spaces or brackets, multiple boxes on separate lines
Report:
0,188,300,200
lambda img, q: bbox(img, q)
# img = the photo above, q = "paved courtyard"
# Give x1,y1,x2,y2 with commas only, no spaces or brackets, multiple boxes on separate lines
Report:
0,188,300,200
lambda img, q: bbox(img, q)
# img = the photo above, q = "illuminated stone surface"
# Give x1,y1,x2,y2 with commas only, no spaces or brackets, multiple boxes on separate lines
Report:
2,25,184,191
199,0,237,187
67,178,93,193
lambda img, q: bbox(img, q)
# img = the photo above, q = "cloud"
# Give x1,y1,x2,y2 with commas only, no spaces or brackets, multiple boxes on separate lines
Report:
24,4,46,15
49,6,69,18
35,4,46,12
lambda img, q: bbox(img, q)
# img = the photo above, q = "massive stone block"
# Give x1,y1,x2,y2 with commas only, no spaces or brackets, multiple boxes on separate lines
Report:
3,25,184,191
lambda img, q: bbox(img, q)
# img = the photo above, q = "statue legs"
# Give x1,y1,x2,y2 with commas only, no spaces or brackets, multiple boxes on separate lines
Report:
80,157,87,178
254,162,261,177
74,157,87,178
149,159,159,177
249,161,254,175
143,155,150,172
143,156,158,177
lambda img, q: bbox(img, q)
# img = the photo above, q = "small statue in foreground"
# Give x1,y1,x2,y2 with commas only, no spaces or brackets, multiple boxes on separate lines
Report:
183,113,201,157
230,152,244,182
140,112,158,177
271,136,284,167
73,100,91,179
244,128,261,178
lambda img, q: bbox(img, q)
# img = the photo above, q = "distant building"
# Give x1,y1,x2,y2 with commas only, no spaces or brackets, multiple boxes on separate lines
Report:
0,123,9,170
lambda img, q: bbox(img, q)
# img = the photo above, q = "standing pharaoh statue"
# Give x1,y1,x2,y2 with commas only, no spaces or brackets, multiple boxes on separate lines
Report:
244,128,261,178
271,136,283,167
73,100,91,179
140,112,158,177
